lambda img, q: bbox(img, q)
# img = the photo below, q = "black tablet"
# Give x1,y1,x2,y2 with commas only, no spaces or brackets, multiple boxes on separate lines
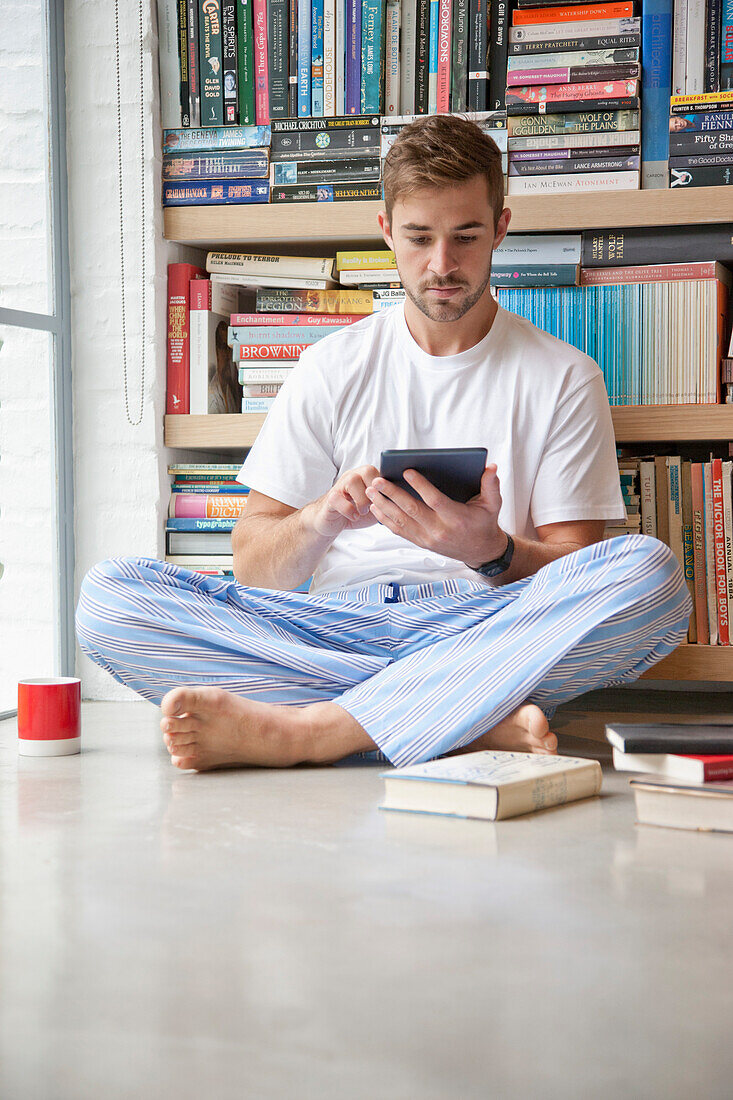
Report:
379,448,488,504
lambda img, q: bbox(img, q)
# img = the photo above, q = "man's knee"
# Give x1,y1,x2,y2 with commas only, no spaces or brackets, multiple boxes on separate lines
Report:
75,557,141,650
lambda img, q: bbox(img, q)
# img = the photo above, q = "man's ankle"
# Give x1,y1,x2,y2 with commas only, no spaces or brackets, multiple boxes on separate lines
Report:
299,702,375,764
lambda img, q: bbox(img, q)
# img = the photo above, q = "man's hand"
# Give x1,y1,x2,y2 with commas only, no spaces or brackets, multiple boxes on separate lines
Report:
306,465,382,539
365,464,508,567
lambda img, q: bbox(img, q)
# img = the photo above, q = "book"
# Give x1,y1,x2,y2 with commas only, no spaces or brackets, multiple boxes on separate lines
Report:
207,252,337,279
507,79,639,104
613,747,733,781
691,462,711,643
384,0,401,114
338,268,404,285
228,324,339,343
489,264,581,285
229,311,365,325
451,0,469,111
238,365,296,381
235,342,311,358
512,3,635,24
489,0,510,110
507,47,640,70
712,457,730,645
509,16,640,43
467,0,489,109
379,750,602,820
167,517,237,531
211,271,338,289
271,157,382,184
162,125,271,151
346,0,363,114
222,0,238,122
507,109,639,135
400,0,418,113
252,0,269,123
157,0,182,129
361,0,384,113
507,170,639,193
705,461,719,643
177,0,191,128
493,233,582,262
640,0,672,188
236,0,255,123
579,260,731,284
509,31,641,55
670,151,733,166
428,0,439,112
289,0,300,115
606,722,733,753
270,181,382,201
508,153,640,174
506,63,640,85
509,128,641,150
415,0,430,111
199,0,224,126
631,775,733,832
580,225,733,265
299,0,313,114
189,279,242,414
267,0,289,117
166,262,206,415
681,459,697,642
255,288,373,312
312,0,325,115
669,165,733,185
436,0,452,112
323,0,337,115
166,531,235,553
162,150,269,180
169,494,249,518
271,126,382,159
670,89,733,112
242,396,278,412
163,181,270,204
168,462,243,473
336,249,397,269
669,109,733,129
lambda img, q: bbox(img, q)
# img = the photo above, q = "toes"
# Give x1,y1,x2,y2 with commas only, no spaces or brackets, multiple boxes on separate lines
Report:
160,715,195,735
171,753,200,771
164,732,197,753
161,686,201,718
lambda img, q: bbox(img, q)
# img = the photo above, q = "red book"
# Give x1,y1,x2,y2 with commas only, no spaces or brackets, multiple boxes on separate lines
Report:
614,749,733,782
507,79,638,105
436,0,452,113
237,343,311,359
166,262,205,414
229,312,364,326
512,3,634,25
712,458,730,645
690,463,710,644
253,0,270,125
580,261,728,286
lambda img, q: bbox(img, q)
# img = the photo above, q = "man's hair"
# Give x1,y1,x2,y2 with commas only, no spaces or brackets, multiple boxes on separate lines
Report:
382,114,505,228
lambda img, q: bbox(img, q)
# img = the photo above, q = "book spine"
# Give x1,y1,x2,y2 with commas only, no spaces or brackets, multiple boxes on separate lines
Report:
508,96,639,116
222,1,238,122
163,123,272,149
166,517,238,530
238,366,296,381
510,33,640,56
208,251,335,277
166,263,203,414
506,62,640,85
385,0,402,114
713,457,730,644
163,180,271,203
242,383,284,397
361,0,384,112
242,397,278,412
721,0,733,88
670,164,733,184
236,0,256,123
639,0,672,188
189,277,211,415
171,495,249,518
268,0,289,117
507,109,640,135
273,155,382,182
450,0,469,111
509,154,639,174
509,16,640,42
670,150,733,166
288,0,299,116
436,0,453,111
685,0,706,92
507,170,639,192
252,0,270,123
312,0,325,115
177,0,191,127
467,0,487,110
666,457,685,575
669,130,733,154
580,225,733,265
508,79,639,103
230,310,365,323
236,342,311,357
299,0,312,114
724,460,733,646
508,47,640,69
490,264,580,284
704,462,719,644
163,150,270,179
346,0,363,112
509,128,640,149
186,0,201,126
579,260,719,283
639,460,657,537
416,0,431,110
271,180,382,200
335,0,347,113
158,0,183,129
428,0,440,111
199,0,224,126
513,3,634,24
400,0,418,113
255,287,373,311
490,0,510,110
670,88,733,110
229,325,336,342
324,0,337,115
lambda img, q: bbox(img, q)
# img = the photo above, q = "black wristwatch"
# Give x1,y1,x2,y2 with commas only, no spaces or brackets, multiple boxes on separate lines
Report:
473,532,515,578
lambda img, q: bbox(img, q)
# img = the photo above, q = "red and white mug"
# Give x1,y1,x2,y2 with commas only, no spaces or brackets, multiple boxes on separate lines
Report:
17,677,82,756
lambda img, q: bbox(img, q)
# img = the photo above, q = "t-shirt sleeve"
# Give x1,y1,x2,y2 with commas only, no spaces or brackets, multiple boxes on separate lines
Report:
530,371,626,527
236,345,338,509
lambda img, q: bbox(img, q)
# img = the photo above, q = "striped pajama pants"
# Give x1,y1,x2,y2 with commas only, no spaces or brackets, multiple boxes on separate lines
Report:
75,534,691,766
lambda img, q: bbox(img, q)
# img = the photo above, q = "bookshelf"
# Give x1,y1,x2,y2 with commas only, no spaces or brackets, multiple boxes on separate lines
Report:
164,188,733,682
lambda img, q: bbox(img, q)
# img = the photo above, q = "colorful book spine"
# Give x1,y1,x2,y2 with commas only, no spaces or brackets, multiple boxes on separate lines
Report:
489,0,510,110
704,462,719,644
166,517,238,531
236,342,312,358
669,164,733,185
346,0,362,112
335,0,347,113
222,1,238,122
199,0,224,125
415,0,431,111
267,0,289,117
510,32,641,55
436,0,453,111
242,383,284,397
177,0,191,127
170,495,249,518
163,124,270,150
400,0,418,113
252,0,270,123
671,0,687,95
243,397,278,412
713,458,730,644
428,0,440,112
640,0,672,188
508,109,639,134
722,0,733,88
163,180,271,203
186,0,201,126
507,170,639,192
163,150,269,179
236,0,255,123
158,0,182,129
228,325,338,343
312,0,325,115
230,311,365,324
385,0,402,114
705,0,723,93
361,0,384,113
513,3,634,23
255,287,373,312
506,62,640,85
324,0,337,115
509,16,640,43
271,180,382,200
298,0,312,114
288,0,299,115
238,366,296,381
166,262,205,414
666,456,685,574
686,0,706,92
724,459,733,641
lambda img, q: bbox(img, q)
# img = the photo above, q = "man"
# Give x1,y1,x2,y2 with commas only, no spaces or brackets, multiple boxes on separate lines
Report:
76,115,691,772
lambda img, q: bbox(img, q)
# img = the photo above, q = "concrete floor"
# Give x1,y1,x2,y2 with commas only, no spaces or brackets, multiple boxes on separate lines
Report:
2,692,733,1100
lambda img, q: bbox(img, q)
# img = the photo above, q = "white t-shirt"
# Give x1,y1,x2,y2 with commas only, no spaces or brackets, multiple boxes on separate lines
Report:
238,303,625,593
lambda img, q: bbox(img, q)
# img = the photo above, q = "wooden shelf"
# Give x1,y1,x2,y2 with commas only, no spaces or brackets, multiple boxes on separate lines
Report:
166,406,733,450
164,187,733,245
641,645,733,681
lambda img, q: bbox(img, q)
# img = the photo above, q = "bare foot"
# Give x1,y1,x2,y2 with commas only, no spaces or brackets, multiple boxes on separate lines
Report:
452,703,558,757
159,687,374,772
160,686,306,772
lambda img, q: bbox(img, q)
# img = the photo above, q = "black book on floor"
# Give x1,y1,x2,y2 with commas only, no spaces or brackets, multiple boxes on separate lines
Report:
606,723,733,754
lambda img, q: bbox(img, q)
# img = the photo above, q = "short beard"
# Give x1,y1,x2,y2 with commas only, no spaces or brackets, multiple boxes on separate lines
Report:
400,264,493,323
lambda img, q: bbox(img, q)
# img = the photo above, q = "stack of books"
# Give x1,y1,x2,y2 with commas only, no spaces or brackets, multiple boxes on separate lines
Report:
506,1,641,194
380,110,509,178
723,357,733,402
669,90,733,189
335,249,404,311
269,115,383,204
605,461,642,539
165,463,248,570
607,722,733,833
163,124,272,206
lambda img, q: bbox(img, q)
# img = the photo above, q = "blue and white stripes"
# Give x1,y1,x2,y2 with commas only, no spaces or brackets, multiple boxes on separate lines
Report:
76,535,691,766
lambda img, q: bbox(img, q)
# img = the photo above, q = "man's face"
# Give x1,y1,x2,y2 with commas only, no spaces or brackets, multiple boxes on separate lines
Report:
383,176,506,323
